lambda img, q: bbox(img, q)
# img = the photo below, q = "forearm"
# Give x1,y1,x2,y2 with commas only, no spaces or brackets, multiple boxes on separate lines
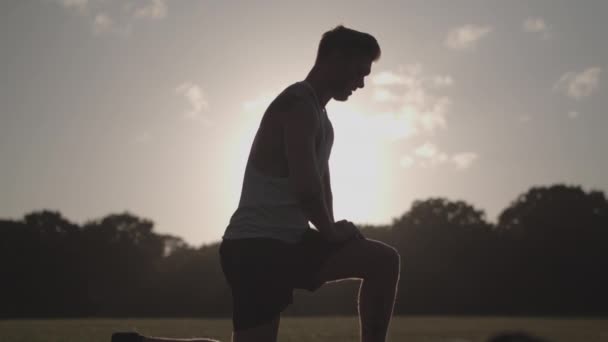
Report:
299,192,335,238
322,166,335,222
324,186,334,222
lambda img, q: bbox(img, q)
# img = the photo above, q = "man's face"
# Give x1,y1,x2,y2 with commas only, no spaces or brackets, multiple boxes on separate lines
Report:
330,56,372,102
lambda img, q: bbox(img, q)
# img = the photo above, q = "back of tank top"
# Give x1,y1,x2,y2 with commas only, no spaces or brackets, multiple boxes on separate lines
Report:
221,80,333,243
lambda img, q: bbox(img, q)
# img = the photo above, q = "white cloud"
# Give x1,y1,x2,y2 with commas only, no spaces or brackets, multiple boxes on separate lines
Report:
413,142,448,168
523,17,551,39
372,71,408,86
452,152,478,170
518,115,532,123
399,155,415,168
568,111,580,119
132,131,152,144
432,75,454,87
60,0,88,10
54,0,169,36
133,0,168,20
417,97,450,132
242,92,276,113
554,67,602,100
399,143,478,170
523,17,547,33
176,82,211,124
414,142,439,158
93,13,113,34
445,25,492,50
372,64,453,134
373,88,400,103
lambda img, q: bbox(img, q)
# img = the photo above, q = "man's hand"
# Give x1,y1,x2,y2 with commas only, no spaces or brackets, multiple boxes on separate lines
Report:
324,219,365,243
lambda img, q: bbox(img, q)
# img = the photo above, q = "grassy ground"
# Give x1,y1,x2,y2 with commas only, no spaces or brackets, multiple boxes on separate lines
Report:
0,316,607,342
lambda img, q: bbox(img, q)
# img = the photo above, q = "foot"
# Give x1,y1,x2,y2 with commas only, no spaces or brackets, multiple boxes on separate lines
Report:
111,332,144,342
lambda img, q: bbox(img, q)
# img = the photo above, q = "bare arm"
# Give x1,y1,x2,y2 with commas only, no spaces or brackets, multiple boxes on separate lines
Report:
283,98,336,239
322,162,335,222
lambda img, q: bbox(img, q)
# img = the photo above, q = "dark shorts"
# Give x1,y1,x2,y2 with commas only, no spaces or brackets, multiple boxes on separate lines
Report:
219,228,353,331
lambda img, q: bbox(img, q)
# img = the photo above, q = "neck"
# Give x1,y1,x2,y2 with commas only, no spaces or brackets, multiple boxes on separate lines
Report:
304,66,332,109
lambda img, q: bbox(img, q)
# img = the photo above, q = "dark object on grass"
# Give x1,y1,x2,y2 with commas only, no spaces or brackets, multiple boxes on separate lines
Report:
111,332,144,342
488,332,548,342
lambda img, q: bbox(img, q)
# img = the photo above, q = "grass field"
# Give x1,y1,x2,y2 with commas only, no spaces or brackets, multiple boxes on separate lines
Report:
0,316,607,342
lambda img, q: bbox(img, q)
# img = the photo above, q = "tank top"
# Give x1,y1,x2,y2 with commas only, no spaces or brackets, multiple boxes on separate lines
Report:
221,80,334,243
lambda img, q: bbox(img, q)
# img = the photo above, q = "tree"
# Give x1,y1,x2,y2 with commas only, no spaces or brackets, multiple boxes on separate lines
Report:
496,184,608,314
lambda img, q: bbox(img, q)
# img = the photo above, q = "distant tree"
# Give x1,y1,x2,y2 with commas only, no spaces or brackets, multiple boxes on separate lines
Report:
498,184,608,238
2,184,607,318
23,210,79,236
80,212,165,316
389,198,495,314
496,184,608,314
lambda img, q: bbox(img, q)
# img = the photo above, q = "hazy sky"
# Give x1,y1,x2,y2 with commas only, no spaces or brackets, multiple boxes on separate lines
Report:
1,0,606,246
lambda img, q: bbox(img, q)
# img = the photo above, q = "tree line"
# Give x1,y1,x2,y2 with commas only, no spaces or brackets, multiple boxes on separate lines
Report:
1,184,606,318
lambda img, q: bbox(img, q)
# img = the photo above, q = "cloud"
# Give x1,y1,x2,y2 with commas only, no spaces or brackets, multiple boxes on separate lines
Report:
53,0,168,36
176,82,211,125
451,152,478,170
371,64,453,134
371,71,409,86
413,142,448,167
432,75,454,87
373,88,400,103
93,13,114,34
414,142,440,158
554,67,602,100
567,111,580,119
445,25,492,50
132,131,152,144
523,17,551,39
59,0,88,10
518,115,531,123
242,92,277,113
523,17,547,33
401,143,478,170
132,0,168,20
416,97,450,132
399,155,415,168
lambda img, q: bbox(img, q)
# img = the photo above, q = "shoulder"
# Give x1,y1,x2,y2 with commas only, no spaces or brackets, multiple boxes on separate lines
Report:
275,83,319,128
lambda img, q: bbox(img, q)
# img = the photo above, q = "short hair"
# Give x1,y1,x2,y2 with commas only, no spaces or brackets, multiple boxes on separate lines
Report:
315,25,381,64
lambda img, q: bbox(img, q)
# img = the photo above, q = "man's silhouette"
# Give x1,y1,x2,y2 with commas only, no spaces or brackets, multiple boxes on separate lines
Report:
219,25,400,342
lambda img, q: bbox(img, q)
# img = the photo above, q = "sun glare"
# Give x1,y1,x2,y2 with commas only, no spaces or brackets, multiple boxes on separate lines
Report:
328,102,415,225
224,93,416,228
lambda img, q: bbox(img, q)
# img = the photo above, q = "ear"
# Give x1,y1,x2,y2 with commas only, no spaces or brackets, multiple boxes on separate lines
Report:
326,49,346,65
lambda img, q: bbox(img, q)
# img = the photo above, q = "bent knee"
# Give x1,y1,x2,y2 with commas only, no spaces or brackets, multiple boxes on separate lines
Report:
369,242,400,278
383,244,401,276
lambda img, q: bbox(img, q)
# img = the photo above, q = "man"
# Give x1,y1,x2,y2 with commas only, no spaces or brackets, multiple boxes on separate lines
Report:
219,25,401,342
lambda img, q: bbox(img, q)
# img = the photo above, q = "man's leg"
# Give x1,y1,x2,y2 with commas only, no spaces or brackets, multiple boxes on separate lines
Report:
314,238,401,342
232,315,281,342
112,315,280,342
143,337,219,342
111,332,219,342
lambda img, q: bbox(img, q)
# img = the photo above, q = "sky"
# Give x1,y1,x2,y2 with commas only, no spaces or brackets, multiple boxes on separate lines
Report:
1,0,606,246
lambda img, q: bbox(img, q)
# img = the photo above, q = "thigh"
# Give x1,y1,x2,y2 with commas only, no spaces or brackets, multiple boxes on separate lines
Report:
313,237,401,284
233,315,281,342
220,238,294,332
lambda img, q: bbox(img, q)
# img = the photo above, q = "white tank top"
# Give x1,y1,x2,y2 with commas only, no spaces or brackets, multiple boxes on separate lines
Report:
222,80,334,243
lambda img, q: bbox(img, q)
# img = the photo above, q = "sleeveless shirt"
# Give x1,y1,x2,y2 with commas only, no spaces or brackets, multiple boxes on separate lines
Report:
221,80,334,243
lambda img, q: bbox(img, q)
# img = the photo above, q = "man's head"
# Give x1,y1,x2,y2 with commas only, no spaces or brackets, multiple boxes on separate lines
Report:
314,25,381,101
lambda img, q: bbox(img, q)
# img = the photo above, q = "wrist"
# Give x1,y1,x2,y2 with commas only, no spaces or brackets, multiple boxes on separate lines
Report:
319,223,337,241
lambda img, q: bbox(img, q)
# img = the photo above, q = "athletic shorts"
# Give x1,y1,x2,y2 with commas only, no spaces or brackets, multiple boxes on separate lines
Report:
219,227,356,331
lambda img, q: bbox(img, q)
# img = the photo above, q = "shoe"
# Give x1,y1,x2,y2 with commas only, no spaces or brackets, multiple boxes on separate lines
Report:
111,332,144,342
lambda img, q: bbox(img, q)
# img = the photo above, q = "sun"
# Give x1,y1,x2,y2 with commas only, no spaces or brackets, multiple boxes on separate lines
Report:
224,94,414,229
327,102,413,226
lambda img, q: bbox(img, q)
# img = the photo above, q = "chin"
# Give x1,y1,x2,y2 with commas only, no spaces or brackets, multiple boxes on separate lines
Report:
333,92,351,102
